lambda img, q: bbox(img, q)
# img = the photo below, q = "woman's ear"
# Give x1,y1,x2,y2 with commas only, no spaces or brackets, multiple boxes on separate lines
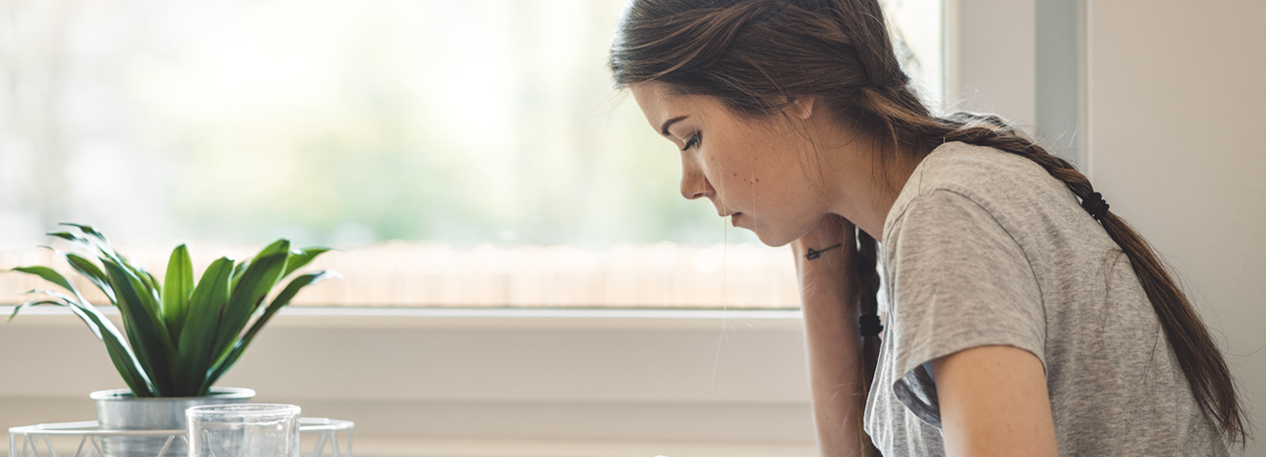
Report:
785,96,817,120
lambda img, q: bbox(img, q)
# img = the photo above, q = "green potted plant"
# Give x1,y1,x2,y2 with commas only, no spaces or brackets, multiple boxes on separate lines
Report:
7,223,339,456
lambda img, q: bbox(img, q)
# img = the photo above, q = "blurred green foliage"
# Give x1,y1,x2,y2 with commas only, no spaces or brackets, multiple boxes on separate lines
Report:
150,0,742,247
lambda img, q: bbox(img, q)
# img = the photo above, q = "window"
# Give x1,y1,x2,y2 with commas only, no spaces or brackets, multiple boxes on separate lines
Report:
0,0,942,310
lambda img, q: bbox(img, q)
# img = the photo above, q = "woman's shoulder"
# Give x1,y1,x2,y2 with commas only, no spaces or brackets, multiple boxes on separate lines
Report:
911,141,1054,198
884,141,1076,238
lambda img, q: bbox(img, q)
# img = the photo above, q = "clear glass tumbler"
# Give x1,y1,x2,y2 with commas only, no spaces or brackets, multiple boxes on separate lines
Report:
186,404,301,457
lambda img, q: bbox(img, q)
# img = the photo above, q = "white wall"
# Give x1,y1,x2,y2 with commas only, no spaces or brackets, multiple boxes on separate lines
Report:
1086,2,1266,455
946,0,1037,123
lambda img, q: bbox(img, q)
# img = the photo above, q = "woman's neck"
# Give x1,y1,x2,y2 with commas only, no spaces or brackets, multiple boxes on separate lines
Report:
812,126,927,242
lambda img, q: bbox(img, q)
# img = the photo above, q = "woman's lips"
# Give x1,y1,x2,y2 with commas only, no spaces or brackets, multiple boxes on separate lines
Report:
730,212,742,226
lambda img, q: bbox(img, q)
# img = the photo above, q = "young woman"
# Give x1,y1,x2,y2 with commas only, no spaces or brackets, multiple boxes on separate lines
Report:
609,0,1247,455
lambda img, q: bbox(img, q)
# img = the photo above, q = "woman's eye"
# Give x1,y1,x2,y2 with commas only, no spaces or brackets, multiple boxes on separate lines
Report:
680,133,701,151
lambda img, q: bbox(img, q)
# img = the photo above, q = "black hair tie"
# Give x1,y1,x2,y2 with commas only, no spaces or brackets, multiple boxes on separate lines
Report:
1081,191,1110,221
859,314,883,337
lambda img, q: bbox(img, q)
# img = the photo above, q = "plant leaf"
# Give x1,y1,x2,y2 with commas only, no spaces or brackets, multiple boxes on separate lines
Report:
58,223,112,251
8,298,53,322
138,268,163,302
16,289,100,338
59,223,106,240
173,256,234,397
229,259,251,293
58,224,139,277
45,230,86,242
40,248,120,306
11,296,154,397
203,270,341,393
18,289,130,361
64,252,116,303
11,266,81,300
8,294,87,324
282,247,332,278
130,266,165,328
207,241,290,376
21,224,159,397
53,225,156,307
102,258,176,396
162,244,194,343
45,230,93,253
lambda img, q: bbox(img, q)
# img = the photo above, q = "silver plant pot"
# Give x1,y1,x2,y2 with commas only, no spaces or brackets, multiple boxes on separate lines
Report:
92,387,255,457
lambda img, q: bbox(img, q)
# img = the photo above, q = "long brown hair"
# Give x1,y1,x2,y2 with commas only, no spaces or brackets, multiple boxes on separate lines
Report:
610,0,1248,451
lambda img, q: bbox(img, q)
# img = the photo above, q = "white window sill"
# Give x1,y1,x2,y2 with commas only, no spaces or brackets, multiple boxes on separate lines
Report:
0,305,804,331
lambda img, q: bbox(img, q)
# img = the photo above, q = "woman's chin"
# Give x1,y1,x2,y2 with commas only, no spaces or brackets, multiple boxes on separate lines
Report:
734,215,799,247
751,227,797,248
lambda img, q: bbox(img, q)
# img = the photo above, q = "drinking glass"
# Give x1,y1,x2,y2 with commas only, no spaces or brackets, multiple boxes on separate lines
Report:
186,403,301,457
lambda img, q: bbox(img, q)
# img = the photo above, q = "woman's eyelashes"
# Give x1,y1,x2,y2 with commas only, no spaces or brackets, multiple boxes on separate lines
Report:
680,132,702,151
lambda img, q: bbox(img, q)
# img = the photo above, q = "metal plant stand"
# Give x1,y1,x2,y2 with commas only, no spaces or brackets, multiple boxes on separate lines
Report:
9,417,353,457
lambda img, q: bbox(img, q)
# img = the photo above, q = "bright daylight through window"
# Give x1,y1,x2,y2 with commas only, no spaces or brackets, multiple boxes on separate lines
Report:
0,0,942,309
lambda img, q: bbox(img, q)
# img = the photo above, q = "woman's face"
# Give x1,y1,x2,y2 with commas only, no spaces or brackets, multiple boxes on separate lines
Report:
630,81,831,246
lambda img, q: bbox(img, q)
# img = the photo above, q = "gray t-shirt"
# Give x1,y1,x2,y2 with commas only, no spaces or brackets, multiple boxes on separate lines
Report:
863,142,1227,456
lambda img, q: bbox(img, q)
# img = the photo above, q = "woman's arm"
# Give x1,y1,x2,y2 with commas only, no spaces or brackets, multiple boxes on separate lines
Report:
792,215,866,457
931,345,1059,457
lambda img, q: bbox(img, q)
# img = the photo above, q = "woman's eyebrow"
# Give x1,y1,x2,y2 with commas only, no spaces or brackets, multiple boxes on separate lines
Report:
660,115,688,136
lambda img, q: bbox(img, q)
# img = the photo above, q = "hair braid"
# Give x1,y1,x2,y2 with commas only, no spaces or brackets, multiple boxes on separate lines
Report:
852,228,883,457
935,119,1247,444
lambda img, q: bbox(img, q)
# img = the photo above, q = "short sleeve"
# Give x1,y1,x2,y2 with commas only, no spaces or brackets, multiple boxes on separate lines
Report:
882,189,1046,428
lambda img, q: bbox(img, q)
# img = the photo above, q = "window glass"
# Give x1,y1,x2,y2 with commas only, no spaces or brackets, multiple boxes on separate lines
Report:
0,0,941,309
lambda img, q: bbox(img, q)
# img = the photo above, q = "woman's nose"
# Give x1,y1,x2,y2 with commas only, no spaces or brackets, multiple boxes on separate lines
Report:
680,166,714,200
